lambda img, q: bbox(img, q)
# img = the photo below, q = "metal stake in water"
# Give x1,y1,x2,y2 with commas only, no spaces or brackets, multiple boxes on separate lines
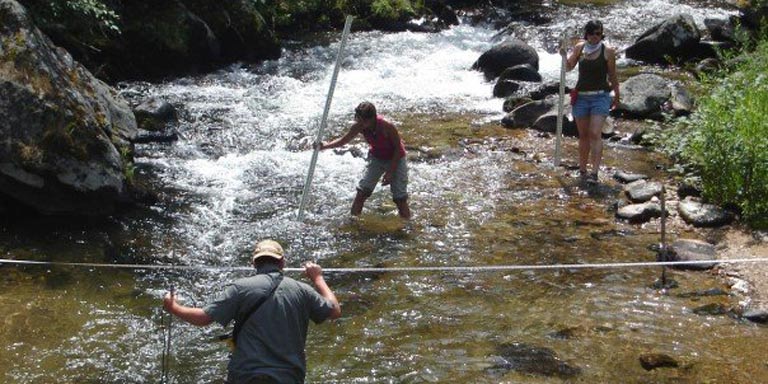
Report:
659,185,667,286
554,29,567,167
161,285,175,384
297,15,354,221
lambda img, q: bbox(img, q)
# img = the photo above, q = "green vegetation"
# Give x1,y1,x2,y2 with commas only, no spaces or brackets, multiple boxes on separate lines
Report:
653,34,768,228
685,40,768,227
266,0,425,32
21,0,120,36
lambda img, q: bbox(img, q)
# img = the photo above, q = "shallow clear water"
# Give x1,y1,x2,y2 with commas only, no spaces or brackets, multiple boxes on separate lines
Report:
3,1,766,383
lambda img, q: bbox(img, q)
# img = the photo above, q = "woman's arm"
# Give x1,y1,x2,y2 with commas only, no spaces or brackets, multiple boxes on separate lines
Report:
319,123,362,150
564,42,584,72
606,47,620,108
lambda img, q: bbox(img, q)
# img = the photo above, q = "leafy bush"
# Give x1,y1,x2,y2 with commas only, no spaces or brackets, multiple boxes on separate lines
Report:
682,39,768,227
20,0,120,36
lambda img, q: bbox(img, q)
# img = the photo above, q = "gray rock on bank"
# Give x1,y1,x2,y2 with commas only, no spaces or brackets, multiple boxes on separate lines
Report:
0,0,137,215
616,202,665,223
667,239,718,270
624,180,664,203
615,74,693,119
678,197,734,227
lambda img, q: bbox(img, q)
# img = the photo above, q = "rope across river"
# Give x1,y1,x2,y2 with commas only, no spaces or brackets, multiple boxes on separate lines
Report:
2,257,768,273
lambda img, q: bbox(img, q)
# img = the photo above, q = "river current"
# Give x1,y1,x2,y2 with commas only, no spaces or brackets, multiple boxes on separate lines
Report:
3,1,766,383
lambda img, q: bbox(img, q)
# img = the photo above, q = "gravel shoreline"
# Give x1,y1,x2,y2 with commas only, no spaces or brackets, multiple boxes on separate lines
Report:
713,228,768,320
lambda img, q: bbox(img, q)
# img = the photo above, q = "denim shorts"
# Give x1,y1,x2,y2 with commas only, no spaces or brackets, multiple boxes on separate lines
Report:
572,92,611,118
357,155,409,201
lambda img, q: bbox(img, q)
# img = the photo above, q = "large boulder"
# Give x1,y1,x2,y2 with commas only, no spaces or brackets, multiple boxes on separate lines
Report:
614,74,681,119
472,37,539,80
0,0,137,215
625,14,704,65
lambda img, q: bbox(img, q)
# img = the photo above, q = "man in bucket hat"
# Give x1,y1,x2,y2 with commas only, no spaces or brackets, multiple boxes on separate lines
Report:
163,240,341,383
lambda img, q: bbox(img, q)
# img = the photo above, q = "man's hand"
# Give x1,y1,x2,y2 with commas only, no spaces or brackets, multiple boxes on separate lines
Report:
303,261,323,281
381,173,392,186
163,292,176,313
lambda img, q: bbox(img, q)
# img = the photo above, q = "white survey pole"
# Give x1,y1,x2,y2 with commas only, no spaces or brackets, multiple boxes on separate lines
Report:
554,31,567,167
297,15,354,221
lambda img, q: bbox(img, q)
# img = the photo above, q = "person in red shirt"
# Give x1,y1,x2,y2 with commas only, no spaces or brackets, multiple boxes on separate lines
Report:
318,102,411,219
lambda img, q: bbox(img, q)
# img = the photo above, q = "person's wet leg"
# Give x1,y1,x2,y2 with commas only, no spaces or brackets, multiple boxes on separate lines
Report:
394,198,411,219
351,189,370,216
588,114,606,179
575,116,591,180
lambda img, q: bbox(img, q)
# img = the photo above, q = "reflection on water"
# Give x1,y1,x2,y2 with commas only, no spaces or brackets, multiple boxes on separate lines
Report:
3,1,765,383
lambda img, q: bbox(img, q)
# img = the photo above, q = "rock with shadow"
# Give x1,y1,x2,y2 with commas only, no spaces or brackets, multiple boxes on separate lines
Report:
677,176,703,199
678,197,734,227
742,308,768,324
613,171,648,184
616,202,665,223
501,95,576,136
487,342,581,379
0,0,137,215
624,179,664,203
502,98,556,129
498,63,542,83
625,14,707,65
667,239,718,270
472,37,539,80
133,98,178,132
614,74,679,120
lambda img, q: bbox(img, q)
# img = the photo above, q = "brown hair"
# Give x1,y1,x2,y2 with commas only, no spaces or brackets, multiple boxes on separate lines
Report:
354,102,377,120
583,20,604,40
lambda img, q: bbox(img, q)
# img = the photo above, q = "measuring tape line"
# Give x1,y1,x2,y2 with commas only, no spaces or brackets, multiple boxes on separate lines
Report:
2,257,768,273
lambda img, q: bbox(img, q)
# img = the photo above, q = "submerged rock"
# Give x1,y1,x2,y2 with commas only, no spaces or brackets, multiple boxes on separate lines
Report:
639,353,679,370
667,239,718,270
133,98,178,131
488,342,581,379
742,308,768,324
692,303,730,316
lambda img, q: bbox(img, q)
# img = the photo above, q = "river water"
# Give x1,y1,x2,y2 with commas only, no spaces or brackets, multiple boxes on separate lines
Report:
3,1,766,383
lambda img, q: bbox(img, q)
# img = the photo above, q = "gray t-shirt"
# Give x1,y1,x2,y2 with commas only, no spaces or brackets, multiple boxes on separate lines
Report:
203,266,335,383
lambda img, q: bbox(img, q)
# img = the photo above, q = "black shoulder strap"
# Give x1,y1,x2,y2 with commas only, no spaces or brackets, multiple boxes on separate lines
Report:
232,274,283,343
